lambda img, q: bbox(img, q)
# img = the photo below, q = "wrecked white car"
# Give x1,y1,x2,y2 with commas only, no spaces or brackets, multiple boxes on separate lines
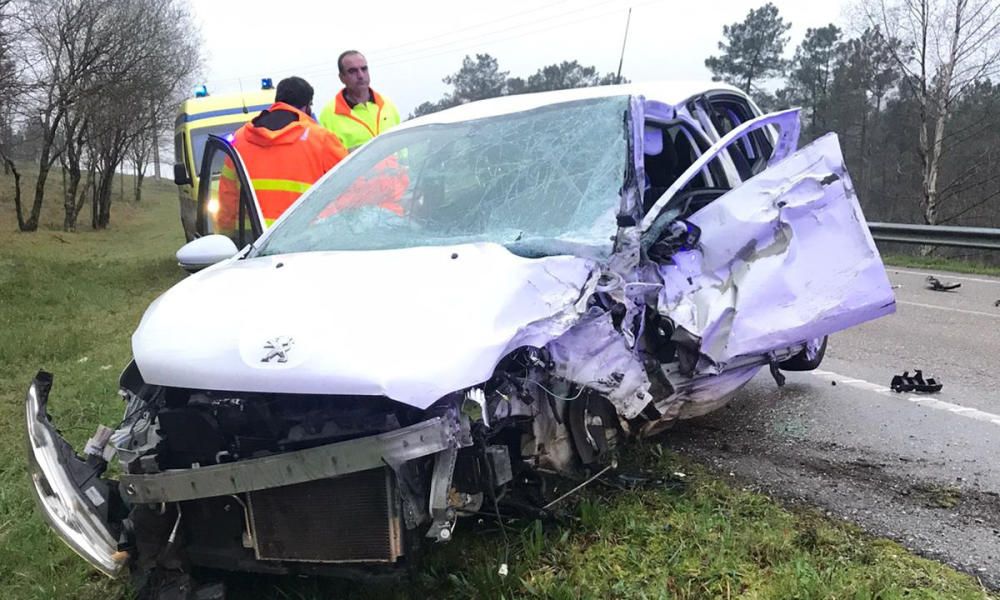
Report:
26,82,895,596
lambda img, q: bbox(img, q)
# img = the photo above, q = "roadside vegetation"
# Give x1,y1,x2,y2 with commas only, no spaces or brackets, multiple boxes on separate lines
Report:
2,182,995,599
0,175,184,599
882,253,1000,278
413,0,1000,241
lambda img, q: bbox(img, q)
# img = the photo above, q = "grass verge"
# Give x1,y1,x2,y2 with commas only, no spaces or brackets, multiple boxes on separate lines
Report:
1,177,185,599
1,183,996,599
882,253,1000,278
228,444,996,600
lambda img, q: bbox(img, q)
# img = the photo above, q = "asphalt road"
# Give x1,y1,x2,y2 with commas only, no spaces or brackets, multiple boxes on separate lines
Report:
663,266,1000,587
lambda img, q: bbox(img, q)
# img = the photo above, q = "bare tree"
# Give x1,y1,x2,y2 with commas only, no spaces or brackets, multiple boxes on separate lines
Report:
862,0,1000,235
129,126,152,202
58,103,92,230
13,0,123,230
0,0,20,172
85,0,199,228
11,0,200,231
0,146,22,226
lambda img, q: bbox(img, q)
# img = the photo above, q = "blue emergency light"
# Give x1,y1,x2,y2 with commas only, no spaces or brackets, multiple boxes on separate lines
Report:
194,84,208,98
261,78,274,90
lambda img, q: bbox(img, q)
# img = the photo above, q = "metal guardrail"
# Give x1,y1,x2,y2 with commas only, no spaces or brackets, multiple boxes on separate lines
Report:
868,222,1000,251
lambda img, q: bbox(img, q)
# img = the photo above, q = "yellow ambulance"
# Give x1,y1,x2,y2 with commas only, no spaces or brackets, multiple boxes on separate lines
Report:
173,82,275,241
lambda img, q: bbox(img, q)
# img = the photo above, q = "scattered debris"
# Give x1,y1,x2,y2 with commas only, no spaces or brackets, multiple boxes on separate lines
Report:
497,563,509,578
831,380,837,386
925,275,961,292
891,284,902,289
890,370,943,393
994,299,1000,307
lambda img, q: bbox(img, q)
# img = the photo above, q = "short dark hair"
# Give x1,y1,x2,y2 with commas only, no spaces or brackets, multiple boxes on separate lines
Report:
275,76,314,109
337,50,363,74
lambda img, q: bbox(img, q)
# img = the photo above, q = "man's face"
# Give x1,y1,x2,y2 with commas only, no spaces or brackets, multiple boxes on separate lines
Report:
339,53,370,95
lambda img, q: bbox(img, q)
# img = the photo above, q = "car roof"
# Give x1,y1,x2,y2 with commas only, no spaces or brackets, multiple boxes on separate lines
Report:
398,81,746,130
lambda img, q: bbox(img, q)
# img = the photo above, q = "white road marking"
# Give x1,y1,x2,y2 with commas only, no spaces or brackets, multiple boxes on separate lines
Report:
888,268,1000,286
896,300,1000,318
810,369,1000,427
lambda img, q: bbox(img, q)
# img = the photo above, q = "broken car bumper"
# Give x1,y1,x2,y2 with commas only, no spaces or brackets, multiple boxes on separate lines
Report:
119,413,471,504
25,373,125,578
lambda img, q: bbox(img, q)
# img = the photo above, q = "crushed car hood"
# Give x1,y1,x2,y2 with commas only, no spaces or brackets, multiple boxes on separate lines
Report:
132,243,595,408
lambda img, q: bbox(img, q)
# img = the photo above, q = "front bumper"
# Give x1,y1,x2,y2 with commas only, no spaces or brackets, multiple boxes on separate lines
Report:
119,413,470,504
25,372,125,577
27,369,475,575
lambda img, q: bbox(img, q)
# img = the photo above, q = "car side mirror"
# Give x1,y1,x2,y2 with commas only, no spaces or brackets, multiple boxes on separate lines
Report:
173,163,191,186
176,235,238,273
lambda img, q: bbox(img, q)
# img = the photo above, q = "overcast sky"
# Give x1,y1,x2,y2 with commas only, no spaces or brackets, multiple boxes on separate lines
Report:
190,0,852,117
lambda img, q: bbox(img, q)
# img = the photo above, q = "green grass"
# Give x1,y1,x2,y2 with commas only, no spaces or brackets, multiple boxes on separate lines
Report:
236,445,995,600
1,175,996,599
432,448,993,600
1,174,185,599
882,253,1000,277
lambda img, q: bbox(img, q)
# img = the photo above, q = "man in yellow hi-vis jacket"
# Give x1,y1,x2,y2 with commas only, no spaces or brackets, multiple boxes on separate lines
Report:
319,51,401,151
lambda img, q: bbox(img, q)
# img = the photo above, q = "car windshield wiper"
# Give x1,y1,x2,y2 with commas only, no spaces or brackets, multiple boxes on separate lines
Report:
240,240,257,260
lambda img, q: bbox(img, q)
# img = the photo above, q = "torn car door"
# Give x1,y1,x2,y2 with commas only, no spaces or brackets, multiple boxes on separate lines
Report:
642,109,895,371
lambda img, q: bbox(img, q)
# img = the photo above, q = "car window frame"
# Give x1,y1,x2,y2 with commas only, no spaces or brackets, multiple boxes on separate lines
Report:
705,92,775,176
640,108,802,232
196,135,264,248
640,114,732,215
684,97,744,186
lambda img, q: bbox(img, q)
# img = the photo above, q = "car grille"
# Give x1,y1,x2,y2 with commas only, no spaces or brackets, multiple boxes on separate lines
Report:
247,468,402,563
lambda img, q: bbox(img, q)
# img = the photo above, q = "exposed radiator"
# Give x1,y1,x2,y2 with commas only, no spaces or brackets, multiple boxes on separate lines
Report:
247,468,402,563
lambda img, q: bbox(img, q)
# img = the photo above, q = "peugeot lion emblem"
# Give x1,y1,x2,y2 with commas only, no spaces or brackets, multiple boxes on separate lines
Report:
261,336,294,363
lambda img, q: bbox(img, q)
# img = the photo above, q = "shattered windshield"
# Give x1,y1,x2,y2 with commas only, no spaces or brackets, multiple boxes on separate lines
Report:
255,96,629,258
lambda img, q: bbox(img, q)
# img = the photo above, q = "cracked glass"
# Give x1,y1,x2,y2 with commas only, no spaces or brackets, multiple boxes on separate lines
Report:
256,96,629,258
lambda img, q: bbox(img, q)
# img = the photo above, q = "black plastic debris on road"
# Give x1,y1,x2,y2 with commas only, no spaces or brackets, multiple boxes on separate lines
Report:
925,275,961,292
890,370,943,393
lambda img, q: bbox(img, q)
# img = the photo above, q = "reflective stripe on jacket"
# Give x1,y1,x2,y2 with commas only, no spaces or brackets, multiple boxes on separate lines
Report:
220,102,347,227
319,89,400,151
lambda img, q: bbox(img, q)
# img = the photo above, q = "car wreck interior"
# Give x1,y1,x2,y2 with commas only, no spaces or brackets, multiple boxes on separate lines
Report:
642,119,729,219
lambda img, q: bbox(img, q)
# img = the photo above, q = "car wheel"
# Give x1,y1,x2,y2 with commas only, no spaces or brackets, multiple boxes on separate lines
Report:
568,394,621,466
779,336,828,371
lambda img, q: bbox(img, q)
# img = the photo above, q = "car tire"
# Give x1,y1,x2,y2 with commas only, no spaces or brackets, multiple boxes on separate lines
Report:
779,336,828,371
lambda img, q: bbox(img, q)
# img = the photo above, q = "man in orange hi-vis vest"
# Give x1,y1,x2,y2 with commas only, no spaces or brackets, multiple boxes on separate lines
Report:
217,76,347,231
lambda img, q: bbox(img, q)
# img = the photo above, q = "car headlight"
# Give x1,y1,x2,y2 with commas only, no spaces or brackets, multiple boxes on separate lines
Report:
25,376,125,577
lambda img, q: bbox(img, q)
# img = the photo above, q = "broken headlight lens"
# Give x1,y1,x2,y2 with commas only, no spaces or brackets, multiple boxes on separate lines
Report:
25,380,125,577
